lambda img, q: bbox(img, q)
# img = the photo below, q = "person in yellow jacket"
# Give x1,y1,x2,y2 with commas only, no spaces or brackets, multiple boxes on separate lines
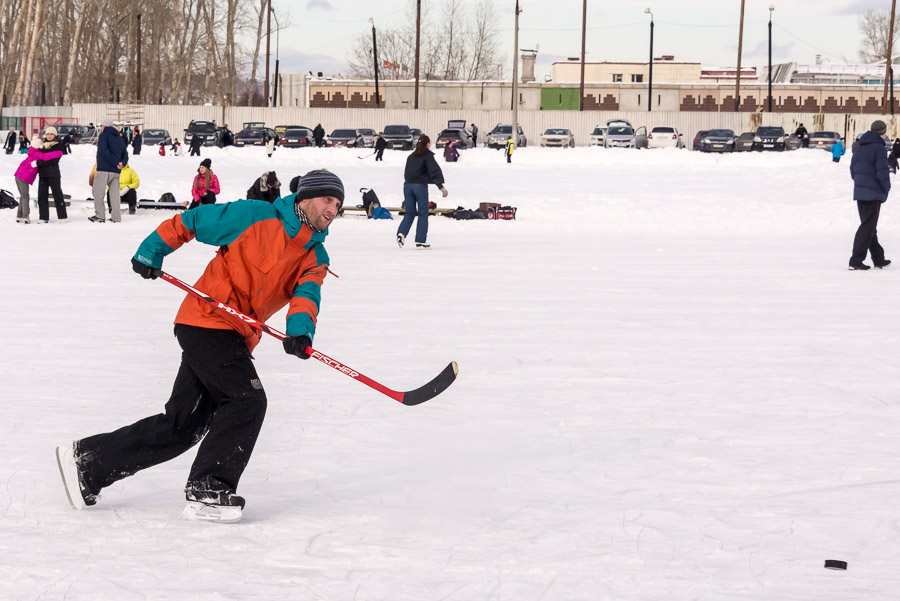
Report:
504,136,514,163
90,162,140,215
118,163,140,214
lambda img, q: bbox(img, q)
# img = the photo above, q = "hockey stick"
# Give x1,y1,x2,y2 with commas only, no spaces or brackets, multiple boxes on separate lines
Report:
154,270,457,405
357,151,376,159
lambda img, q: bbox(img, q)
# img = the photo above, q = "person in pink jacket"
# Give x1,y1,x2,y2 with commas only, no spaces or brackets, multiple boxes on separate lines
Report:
14,141,63,224
188,158,220,210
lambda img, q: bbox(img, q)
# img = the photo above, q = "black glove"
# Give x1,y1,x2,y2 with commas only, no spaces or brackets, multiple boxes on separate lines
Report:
131,257,158,280
283,335,312,359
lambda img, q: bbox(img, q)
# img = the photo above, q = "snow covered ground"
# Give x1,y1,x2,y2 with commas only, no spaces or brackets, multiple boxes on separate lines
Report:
2,143,900,600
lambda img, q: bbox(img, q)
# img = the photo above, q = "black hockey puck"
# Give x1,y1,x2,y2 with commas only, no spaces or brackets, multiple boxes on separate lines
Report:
824,559,847,570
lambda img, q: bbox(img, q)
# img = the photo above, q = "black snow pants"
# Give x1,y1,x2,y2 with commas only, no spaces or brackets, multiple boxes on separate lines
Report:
77,324,268,498
850,200,887,267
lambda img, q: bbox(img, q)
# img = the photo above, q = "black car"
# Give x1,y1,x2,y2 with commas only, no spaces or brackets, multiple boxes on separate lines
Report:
40,123,90,143
383,124,415,150
435,128,473,149
692,130,709,151
234,127,279,147
279,127,315,148
753,126,787,151
142,128,172,146
700,129,735,153
326,129,361,148
184,120,221,147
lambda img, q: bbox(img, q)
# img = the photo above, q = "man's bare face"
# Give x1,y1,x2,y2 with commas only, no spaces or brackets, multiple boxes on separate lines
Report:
298,196,342,231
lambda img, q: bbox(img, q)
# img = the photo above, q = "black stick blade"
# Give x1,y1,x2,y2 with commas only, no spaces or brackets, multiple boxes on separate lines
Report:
401,361,459,406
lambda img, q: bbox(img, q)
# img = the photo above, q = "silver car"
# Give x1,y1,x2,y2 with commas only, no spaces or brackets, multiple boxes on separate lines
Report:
589,126,607,147
541,128,575,148
486,124,527,149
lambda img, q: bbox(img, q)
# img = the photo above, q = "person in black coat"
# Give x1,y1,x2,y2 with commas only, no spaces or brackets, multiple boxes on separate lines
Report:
313,124,325,147
849,120,892,270
795,123,809,148
374,133,387,161
396,135,448,249
3,128,16,154
245,171,281,203
189,134,203,156
35,127,68,223
59,132,74,155
132,127,143,155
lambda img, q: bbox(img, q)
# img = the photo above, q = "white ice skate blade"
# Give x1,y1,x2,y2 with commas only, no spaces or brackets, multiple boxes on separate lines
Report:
183,501,243,524
56,444,85,510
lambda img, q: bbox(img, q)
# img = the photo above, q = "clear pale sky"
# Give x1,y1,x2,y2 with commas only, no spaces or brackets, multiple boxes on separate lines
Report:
268,0,887,78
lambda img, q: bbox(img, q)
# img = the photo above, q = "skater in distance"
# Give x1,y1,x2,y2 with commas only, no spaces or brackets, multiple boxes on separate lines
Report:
397,134,448,249
56,169,345,523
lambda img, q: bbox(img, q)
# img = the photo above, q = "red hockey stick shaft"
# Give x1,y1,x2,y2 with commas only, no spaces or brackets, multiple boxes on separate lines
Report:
155,270,419,403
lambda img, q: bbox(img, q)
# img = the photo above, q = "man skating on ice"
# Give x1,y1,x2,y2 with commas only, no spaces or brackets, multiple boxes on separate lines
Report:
56,169,345,523
849,120,891,270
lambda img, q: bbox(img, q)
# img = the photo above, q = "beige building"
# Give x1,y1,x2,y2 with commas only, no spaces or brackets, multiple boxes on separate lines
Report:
551,57,703,84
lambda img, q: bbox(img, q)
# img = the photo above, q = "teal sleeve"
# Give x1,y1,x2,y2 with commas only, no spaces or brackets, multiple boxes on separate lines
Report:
133,231,174,269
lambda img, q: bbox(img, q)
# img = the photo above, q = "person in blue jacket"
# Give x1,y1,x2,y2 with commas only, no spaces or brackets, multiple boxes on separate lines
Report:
91,119,129,223
397,135,448,249
849,120,892,270
831,138,845,163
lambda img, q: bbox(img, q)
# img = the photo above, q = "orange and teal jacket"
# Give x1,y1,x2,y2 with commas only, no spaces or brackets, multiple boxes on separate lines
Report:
132,193,329,352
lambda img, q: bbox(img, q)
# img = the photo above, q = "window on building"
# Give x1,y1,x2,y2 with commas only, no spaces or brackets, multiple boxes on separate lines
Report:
612,74,623,82
631,74,644,83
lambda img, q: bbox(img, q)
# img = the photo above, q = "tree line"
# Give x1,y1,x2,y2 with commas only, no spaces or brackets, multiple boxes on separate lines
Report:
347,0,504,82
0,0,279,107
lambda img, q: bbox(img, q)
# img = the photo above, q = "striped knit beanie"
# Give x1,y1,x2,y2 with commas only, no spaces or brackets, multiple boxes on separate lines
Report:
294,169,344,206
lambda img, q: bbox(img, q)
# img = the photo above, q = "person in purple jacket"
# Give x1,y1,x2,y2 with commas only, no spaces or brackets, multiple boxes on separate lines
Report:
14,141,63,224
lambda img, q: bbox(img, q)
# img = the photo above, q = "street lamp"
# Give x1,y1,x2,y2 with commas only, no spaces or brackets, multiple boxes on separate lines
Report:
271,6,281,106
644,8,653,112
768,4,774,112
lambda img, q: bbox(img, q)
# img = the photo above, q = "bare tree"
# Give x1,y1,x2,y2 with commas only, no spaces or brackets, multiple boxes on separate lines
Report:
858,9,900,63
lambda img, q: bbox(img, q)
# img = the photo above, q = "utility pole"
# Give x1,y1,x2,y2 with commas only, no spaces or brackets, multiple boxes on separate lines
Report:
414,0,421,109
370,18,380,107
265,0,271,107
579,0,586,111
645,8,654,112
735,0,745,111
884,0,897,114
136,14,142,102
512,1,521,142
768,5,773,112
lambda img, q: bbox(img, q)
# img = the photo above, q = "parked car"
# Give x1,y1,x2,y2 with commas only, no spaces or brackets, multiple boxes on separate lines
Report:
383,124,415,150
605,125,647,149
692,130,709,151
808,131,843,151
142,128,171,146
753,126,787,151
486,124,527,149
647,126,683,149
435,128,474,149
411,128,423,140
589,126,607,147
356,128,377,148
234,127,279,147
541,128,576,148
699,129,735,153
327,128,362,148
734,132,755,152
184,120,221,147
39,123,91,143
279,127,315,148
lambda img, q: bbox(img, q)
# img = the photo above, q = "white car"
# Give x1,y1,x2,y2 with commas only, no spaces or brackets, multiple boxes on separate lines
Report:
589,126,607,147
647,126,683,149
541,128,575,148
